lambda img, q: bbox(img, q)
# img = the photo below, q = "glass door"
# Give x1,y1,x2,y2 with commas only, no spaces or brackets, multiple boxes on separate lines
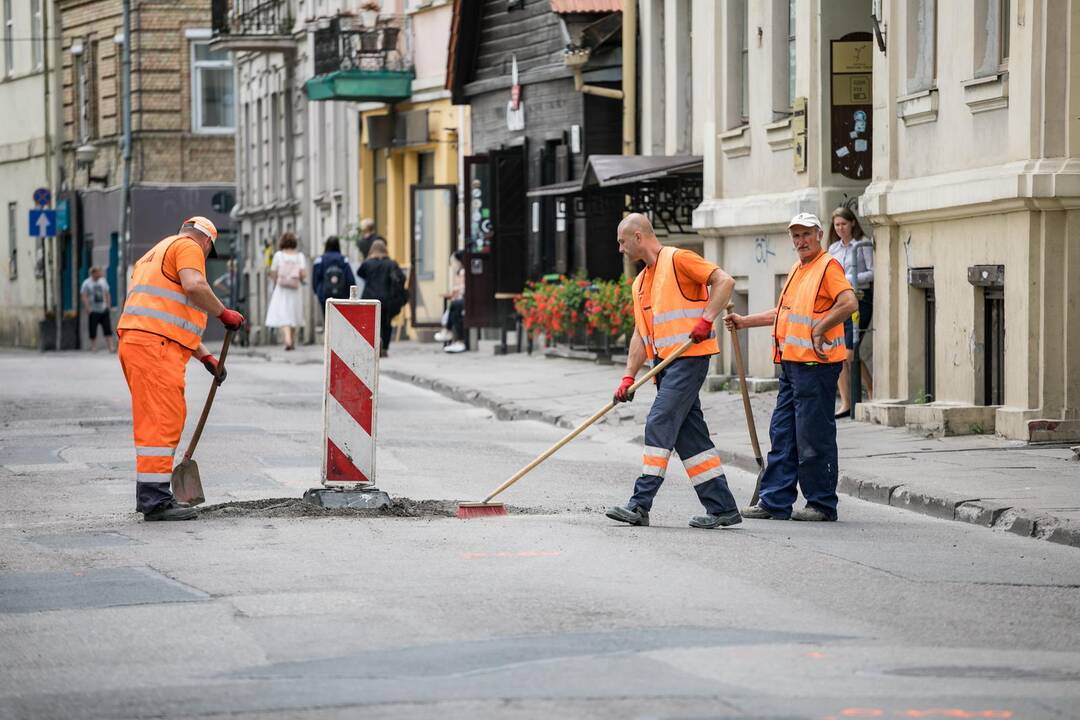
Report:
410,184,457,327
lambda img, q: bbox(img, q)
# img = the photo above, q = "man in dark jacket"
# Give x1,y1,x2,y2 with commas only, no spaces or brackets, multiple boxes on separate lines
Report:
357,239,407,357
312,236,357,309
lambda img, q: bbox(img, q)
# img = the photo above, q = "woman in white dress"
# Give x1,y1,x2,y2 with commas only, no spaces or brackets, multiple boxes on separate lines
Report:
265,232,307,350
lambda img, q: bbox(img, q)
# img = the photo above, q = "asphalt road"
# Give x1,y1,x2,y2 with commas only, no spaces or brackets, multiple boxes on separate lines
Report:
1,349,1079,719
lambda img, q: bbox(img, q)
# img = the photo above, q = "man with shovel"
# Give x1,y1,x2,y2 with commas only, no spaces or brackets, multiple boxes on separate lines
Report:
724,213,857,522
605,214,742,529
117,216,245,521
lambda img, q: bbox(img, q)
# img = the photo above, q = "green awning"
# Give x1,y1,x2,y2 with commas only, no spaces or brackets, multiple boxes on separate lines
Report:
304,69,414,102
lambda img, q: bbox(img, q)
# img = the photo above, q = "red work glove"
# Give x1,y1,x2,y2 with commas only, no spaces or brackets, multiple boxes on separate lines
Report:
613,375,636,403
197,352,227,385
689,316,714,343
217,308,245,331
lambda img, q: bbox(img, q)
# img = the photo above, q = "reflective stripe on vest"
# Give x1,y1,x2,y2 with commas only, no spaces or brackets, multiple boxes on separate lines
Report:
118,235,208,350
772,252,848,364
632,246,720,361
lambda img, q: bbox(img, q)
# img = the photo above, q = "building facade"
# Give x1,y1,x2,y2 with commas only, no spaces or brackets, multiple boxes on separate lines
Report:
212,0,360,345
858,0,1080,442
57,0,236,344
681,0,874,381
0,0,59,348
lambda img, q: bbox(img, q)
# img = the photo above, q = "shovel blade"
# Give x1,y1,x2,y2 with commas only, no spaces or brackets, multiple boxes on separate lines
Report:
171,459,206,506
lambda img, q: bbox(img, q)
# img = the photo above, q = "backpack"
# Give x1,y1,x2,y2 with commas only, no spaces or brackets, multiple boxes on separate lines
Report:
278,255,302,289
388,265,410,316
323,261,350,300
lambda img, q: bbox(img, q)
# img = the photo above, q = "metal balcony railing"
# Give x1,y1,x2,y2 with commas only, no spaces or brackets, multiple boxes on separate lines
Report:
312,14,412,77
212,0,293,37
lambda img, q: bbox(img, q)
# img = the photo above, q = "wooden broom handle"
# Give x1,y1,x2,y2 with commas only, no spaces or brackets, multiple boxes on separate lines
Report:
182,329,233,462
729,319,762,460
481,335,699,504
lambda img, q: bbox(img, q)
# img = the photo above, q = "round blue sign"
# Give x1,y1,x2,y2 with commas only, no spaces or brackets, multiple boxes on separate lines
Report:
33,187,51,207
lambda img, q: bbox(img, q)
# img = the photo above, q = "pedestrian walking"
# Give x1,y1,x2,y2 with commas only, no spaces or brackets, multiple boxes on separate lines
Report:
80,266,115,352
605,213,742,530
357,239,407,358
828,207,874,417
725,212,858,522
356,218,384,260
312,236,357,310
265,232,307,350
116,216,245,521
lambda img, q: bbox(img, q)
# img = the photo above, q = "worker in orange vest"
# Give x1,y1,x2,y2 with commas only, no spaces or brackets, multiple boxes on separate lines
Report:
725,213,857,521
605,213,741,529
117,216,245,521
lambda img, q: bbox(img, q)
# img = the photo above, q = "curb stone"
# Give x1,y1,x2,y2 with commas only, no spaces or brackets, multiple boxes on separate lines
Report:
384,367,1080,549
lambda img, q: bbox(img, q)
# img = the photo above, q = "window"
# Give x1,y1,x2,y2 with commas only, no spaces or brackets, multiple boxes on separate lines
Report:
7,202,16,280
31,0,43,70
191,41,234,132
269,92,279,201
788,0,796,108
906,0,937,93
3,0,13,77
974,0,1009,77
739,0,749,122
74,41,98,142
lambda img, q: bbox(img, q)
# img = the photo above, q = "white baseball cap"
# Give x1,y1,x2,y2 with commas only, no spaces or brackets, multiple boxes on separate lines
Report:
788,212,822,230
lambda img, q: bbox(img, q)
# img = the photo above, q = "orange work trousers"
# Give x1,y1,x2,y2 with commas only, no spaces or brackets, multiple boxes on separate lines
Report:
118,330,192,513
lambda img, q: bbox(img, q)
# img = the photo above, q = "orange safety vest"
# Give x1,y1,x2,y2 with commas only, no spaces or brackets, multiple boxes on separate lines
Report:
772,250,847,364
118,235,208,350
632,246,720,361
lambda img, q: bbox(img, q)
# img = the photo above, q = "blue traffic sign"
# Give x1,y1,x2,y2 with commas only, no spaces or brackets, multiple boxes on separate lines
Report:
32,187,52,207
29,209,57,237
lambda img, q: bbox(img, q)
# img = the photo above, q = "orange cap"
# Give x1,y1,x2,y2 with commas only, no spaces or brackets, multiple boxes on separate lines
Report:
181,216,218,242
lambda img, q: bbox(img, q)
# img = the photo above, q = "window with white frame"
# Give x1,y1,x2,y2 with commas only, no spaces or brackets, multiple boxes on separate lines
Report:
974,0,1009,77
772,0,795,118
31,0,43,70
788,0,796,108
191,41,234,132
3,0,14,77
739,0,749,123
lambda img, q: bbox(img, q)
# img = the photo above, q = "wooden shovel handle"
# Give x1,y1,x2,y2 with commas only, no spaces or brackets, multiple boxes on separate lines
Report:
481,337,698,504
182,329,233,462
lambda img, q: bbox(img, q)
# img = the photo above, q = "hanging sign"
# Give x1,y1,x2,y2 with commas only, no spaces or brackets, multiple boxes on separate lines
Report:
506,55,525,132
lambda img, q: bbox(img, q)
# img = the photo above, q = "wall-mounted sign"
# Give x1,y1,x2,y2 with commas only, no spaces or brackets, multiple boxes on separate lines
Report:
830,33,873,180
792,96,807,173
506,55,525,132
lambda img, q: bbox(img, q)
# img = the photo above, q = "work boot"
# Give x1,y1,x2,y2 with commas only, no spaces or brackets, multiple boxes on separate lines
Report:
791,505,835,522
143,500,198,522
605,504,650,527
689,509,742,529
741,504,785,520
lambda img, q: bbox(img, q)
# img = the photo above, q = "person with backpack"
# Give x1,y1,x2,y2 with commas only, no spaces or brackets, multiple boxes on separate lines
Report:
312,236,357,311
265,232,307,350
357,239,408,357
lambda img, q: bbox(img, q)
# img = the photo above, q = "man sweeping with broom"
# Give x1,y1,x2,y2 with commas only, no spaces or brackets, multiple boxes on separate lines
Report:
605,214,742,529
117,217,244,521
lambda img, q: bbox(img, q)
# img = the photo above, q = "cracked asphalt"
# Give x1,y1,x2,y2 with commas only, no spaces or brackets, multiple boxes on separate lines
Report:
1,349,1079,719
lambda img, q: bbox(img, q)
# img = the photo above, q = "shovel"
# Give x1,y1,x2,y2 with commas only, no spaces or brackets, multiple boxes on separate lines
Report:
728,319,766,506
171,329,233,506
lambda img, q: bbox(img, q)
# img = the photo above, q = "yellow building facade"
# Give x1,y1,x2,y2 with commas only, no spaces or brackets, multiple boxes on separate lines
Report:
358,98,466,335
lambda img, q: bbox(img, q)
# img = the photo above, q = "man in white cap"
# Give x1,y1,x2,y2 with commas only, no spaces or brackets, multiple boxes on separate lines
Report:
116,216,245,521
724,212,857,521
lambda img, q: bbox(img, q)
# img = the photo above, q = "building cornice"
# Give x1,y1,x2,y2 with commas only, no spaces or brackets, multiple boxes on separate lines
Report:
860,158,1080,225
693,187,820,236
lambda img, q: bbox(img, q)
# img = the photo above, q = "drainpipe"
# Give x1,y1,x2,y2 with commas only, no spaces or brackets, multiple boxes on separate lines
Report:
118,0,133,301
569,60,624,100
622,0,636,156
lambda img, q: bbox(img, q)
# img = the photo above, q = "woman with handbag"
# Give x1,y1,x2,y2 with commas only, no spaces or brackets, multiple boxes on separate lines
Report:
265,232,307,350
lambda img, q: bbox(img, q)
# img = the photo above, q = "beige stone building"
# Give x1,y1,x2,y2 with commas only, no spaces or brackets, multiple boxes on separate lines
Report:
858,0,1080,442
641,0,874,381
57,0,235,343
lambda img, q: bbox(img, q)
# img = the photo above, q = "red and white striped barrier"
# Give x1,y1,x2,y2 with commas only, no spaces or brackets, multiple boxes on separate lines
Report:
321,299,380,486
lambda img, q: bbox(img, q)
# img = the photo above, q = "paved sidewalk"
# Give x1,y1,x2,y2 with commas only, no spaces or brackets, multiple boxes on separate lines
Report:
235,340,1080,548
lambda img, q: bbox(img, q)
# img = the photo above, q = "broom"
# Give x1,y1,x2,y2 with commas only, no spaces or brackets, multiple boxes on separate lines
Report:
457,337,696,519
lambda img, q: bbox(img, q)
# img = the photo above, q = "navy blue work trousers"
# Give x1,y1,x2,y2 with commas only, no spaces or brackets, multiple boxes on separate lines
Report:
628,356,738,515
757,360,842,520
